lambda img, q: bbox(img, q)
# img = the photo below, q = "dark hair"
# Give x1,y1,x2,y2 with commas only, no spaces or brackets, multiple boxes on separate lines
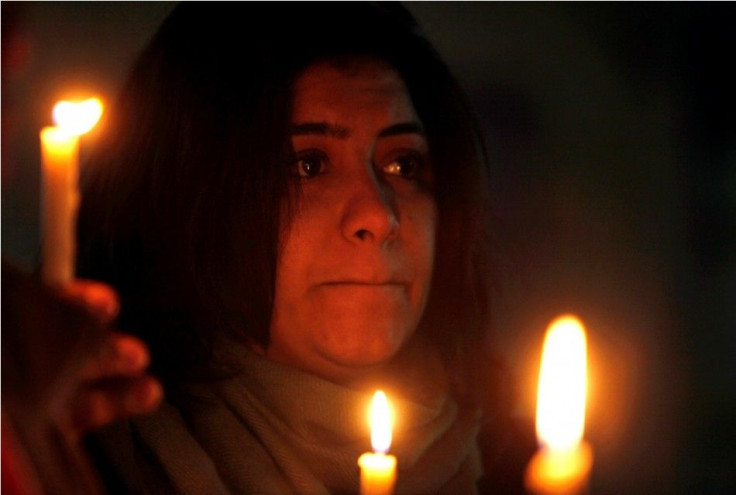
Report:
77,2,494,399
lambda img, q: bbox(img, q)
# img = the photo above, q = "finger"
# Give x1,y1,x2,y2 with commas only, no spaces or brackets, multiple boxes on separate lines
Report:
60,280,120,322
81,333,151,381
69,376,164,434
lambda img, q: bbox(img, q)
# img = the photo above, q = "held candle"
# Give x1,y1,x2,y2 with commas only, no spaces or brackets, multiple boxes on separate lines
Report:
358,390,397,495
40,98,103,285
525,315,593,495
40,127,79,284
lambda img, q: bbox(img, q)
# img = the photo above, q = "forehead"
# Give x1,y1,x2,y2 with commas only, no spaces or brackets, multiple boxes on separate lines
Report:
291,58,418,123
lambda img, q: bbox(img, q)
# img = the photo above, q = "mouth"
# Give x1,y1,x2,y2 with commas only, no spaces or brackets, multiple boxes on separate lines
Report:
318,280,411,298
321,280,407,288
317,281,409,302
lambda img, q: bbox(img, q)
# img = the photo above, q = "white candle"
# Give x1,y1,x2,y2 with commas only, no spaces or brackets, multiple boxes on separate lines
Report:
40,98,103,285
525,315,594,495
358,390,397,495
40,126,80,284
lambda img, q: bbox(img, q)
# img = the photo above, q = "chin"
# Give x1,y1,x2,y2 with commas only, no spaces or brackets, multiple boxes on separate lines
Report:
317,317,412,368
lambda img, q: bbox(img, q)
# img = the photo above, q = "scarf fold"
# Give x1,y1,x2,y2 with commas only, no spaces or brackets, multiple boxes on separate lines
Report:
102,343,482,494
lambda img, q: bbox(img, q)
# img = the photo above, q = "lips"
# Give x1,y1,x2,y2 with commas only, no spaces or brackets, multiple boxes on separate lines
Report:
315,261,411,289
318,281,408,302
320,275,410,289
323,280,404,286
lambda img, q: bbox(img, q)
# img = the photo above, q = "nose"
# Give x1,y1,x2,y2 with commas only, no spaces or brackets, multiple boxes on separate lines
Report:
340,171,399,245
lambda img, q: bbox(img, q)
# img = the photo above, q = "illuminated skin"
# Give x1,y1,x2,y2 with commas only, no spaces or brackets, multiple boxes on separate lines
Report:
59,281,162,437
267,58,438,383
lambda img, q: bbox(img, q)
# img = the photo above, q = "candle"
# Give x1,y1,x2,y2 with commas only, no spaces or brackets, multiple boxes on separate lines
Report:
358,390,397,495
525,315,593,495
40,97,103,285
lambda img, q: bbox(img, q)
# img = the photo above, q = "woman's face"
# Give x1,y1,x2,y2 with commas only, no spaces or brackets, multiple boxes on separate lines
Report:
267,58,438,382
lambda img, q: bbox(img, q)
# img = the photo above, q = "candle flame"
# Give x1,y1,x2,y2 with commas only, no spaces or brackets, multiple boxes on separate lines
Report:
52,98,103,136
369,390,392,454
536,315,588,452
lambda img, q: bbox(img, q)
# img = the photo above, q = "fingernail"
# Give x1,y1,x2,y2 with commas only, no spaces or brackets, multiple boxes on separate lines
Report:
126,379,163,413
118,338,149,372
140,380,164,409
124,350,148,372
85,286,120,320
146,380,164,405
100,298,120,320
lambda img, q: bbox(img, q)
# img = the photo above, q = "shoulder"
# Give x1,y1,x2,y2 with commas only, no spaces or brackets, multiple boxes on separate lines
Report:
85,403,226,495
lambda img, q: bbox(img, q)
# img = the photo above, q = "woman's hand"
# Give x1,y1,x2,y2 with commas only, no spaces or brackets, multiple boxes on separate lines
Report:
59,281,163,437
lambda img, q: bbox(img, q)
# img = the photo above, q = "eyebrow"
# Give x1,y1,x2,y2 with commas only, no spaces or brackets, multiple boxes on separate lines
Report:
378,122,425,138
290,122,349,138
289,121,425,139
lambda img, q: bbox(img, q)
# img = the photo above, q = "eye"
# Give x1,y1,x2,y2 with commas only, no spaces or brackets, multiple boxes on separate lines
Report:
382,153,423,179
293,150,327,178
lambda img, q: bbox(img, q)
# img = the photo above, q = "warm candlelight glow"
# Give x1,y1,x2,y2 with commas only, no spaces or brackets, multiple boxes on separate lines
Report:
358,390,397,495
536,315,588,451
40,97,103,285
525,314,593,495
370,390,392,454
52,97,104,136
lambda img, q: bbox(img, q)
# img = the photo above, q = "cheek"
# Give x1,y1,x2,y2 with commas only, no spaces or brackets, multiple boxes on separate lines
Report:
274,202,307,295
274,193,333,290
418,198,438,255
406,197,438,281
277,193,316,260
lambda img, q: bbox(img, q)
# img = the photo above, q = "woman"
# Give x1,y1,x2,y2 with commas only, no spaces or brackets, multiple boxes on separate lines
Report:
79,3,523,493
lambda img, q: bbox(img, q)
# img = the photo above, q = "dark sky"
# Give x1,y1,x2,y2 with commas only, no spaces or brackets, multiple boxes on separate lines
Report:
3,3,735,493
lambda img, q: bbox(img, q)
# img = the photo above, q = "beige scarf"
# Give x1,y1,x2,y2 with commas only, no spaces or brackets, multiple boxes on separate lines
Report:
95,342,482,494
